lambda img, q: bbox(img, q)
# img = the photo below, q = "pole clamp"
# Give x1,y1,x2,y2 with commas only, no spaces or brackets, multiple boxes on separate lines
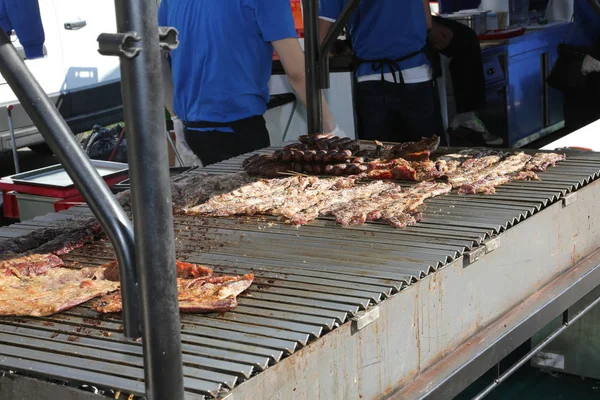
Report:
97,27,179,59
158,27,179,51
97,32,141,59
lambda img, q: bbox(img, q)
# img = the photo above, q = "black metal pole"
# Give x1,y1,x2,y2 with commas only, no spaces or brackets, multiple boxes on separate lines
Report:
302,0,323,134
318,0,362,89
112,0,184,398
0,29,141,339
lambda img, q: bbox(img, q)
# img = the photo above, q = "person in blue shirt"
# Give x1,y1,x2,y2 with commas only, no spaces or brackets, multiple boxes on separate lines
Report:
159,0,339,167
563,0,600,130
0,0,45,60
319,0,444,143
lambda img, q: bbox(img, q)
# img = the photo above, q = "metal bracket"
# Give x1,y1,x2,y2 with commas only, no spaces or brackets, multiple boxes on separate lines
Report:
97,32,141,59
464,246,486,267
562,192,577,208
485,237,500,254
352,306,380,333
158,26,179,51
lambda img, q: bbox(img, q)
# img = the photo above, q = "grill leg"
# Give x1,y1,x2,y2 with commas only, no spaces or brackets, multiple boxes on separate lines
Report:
111,0,184,398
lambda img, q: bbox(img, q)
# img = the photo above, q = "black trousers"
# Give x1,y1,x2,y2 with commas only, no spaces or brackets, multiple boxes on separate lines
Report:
563,73,600,132
356,80,445,144
184,115,270,166
432,16,486,114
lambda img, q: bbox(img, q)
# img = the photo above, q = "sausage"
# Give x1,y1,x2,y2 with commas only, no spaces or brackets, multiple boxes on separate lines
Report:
302,163,313,173
335,149,353,162
297,135,311,145
316,139,330,151
243,154,260,168
293,150,305,163
303,149,316,163
292,162,304,173
331,163,348,176
323,150,338,164
312,164,324,175
244,156,272,173
281,150,293,162
272,150,284,161
314,150,327,163
323,164,335,175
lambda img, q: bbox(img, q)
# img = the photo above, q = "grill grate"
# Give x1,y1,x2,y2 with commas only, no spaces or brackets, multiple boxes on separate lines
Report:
1,149,599,398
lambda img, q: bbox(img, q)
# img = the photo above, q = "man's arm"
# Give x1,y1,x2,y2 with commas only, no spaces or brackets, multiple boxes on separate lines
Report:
161,51,175,117
423,0,433,31
273,38,336,133
319,18,334,46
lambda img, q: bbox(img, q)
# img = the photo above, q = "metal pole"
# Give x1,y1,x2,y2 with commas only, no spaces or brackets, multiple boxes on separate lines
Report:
6,105,20,173
111,0,184,398
302,0,322,134
0,29,141,339
318,0,362,89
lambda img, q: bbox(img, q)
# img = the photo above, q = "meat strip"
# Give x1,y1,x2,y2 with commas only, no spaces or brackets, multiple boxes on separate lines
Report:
93,274,254,314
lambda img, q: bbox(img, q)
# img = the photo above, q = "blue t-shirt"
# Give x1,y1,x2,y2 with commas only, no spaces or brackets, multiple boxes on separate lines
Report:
569,0,600,48
319,0,430,79
0,0,45,59
159,0,297,124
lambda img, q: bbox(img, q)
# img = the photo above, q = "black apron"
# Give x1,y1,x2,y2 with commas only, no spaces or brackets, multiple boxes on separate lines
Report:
182,115,270,166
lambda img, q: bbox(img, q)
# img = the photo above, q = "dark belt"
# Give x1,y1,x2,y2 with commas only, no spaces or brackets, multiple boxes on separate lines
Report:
353,47,426,85
183,115,263,131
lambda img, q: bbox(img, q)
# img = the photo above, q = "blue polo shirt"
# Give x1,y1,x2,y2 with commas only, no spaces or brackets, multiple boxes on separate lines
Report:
569,0,600,49
319,0,431,82
159,0,297,124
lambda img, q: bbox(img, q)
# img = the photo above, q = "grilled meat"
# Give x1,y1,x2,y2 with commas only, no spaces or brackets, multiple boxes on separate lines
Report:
0,266,119,317
93,274,254,314
524,153,566,172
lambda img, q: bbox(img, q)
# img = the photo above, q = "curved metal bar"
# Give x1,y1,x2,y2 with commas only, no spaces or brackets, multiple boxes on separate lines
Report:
0,29,140,339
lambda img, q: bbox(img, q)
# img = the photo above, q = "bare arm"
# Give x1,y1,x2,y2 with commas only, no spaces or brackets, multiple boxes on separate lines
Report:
423,0,433,30
273,37,336,133
319,18,333,46
161,50,176,117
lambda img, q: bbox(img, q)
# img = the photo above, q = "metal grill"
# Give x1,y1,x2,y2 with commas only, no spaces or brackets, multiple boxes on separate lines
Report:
1,148,600,399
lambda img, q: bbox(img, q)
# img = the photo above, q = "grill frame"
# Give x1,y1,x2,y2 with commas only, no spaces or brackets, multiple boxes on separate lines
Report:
1,148,600,399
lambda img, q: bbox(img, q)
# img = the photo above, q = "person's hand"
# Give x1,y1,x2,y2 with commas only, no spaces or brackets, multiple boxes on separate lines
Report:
326,123,347,138
172,116,203,167
428,20,454,51
582,54,600,75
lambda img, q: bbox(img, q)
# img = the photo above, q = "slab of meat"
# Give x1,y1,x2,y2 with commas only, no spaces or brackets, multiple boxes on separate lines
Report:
118,171,255,214
101,259,214,282
0,267,119,317
458,175,511,194
448,153,531,190
327,183,404,226
388,135,441,161
446,156,503,187
291,180,392,225
367,158,446,181
331,181,451,228
270,176,357,220
376,182,452,227
93,274,254,314
0,254,64,277
0,217,99,259
524,153,566,172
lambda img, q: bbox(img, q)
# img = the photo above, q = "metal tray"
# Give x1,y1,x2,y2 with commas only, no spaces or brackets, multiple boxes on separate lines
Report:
111,166,194,193
8,160,128,189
